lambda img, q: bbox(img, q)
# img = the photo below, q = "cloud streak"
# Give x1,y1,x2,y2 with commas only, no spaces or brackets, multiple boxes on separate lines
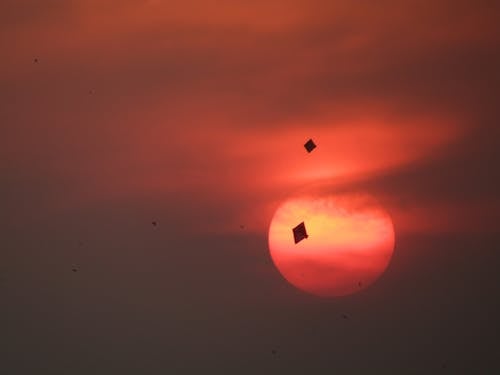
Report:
1,0,499,236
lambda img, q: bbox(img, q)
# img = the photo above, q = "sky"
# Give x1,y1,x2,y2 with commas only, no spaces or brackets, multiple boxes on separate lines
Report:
1,0,500,373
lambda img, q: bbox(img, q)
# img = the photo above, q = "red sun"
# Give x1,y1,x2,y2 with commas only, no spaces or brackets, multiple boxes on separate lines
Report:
268,191,395,297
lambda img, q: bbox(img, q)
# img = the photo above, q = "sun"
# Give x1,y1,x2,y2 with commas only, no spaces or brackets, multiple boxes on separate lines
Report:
268,191,395,297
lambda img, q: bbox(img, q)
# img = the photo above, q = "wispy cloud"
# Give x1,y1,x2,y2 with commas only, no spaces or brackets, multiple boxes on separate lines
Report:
1,0,498,235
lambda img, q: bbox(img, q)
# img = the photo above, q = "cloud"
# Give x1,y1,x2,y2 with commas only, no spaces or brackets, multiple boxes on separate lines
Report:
1,0,498,236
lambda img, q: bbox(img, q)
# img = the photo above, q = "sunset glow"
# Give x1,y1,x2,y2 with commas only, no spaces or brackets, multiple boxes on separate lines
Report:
268,192,395,297
2,1,499,372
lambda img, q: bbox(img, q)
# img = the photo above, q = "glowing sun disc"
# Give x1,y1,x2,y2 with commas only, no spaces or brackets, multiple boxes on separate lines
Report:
268,191,395,297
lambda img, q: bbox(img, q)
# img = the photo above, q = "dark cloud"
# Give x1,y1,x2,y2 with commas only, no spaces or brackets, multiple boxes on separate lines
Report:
0,0,73,26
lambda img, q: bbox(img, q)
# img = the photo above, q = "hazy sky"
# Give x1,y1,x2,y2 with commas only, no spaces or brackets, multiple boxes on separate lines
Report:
1,1,500,373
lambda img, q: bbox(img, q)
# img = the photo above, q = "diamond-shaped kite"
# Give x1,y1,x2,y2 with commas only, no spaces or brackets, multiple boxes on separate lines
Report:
304,139,316,153
293,222,309,244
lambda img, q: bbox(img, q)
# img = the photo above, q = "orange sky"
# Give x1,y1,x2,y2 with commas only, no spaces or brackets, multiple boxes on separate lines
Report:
1,0,499,235
2,2,500,373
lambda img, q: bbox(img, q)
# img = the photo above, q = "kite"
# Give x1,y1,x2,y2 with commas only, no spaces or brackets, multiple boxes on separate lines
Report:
304,139,316,153
292,222,309,244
